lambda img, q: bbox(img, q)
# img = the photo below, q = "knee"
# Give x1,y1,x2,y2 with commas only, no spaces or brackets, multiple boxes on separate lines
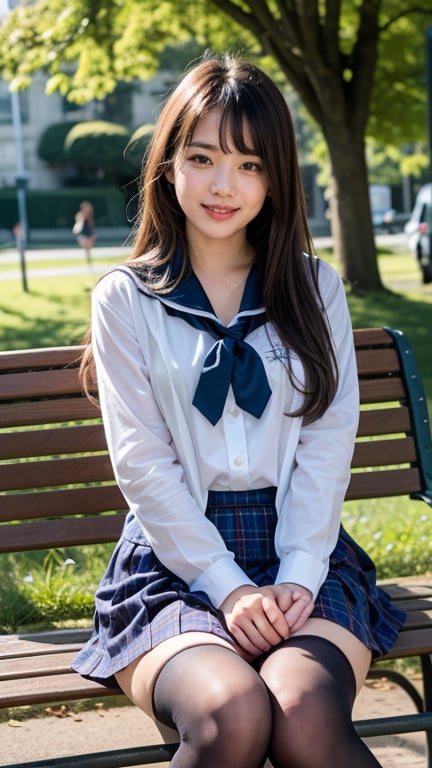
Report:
192,668,272,736
268,679,316,732
177,671,273,765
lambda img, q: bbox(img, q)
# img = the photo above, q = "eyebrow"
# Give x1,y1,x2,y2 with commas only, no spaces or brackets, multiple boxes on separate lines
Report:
187,140,260,155
187,141,218,150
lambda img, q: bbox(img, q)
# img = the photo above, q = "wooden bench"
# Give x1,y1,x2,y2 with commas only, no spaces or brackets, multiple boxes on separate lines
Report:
0,327,431,768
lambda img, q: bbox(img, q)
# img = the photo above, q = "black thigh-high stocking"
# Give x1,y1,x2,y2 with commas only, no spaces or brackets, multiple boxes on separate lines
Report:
152,644,272,768
259,635,382,768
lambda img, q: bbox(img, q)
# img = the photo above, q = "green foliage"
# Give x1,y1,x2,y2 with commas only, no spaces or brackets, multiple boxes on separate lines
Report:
366,141,430,186
124,123,155,173
0,0,254,103
342,499,432,580
400,147,430,179
37,121,80,164
64,120,131,173
0,186,128,230
0,545,114,633
369,8,430,146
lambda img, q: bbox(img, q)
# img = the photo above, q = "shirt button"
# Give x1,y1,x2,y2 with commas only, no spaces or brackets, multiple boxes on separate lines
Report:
229,407,239,417
233,456,243,467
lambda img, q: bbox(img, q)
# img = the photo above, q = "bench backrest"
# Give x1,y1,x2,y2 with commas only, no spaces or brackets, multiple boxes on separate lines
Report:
0,328,431,554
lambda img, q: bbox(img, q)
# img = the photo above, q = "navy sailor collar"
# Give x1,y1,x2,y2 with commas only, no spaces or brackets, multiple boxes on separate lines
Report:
119,257,266,325
116,255,271,425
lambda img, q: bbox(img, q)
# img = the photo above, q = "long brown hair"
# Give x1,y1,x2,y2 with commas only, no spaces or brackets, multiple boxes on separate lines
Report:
81,54,338,421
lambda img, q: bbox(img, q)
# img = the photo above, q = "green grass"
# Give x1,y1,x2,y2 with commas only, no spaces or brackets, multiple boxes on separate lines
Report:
0,259,122,349
0,244,431,632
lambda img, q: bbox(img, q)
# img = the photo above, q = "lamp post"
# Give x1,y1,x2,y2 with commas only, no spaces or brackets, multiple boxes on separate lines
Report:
1,0,28,291
427,28,432,264
10,88,28,291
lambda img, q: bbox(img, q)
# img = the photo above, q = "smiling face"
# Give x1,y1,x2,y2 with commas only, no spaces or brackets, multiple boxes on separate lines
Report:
166,108,270,254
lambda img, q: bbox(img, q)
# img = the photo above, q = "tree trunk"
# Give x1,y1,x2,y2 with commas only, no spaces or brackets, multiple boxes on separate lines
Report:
324,129,383,292
209,0,385,292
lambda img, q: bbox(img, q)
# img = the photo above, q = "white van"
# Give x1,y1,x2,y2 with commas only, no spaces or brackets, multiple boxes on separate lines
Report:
404,183,432,283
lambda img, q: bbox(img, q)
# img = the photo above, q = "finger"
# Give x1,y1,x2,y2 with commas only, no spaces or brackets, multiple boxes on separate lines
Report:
285,597,314,634
274,591,294,615
253,615,286,646
244,620,275,653
261,597,290,640
228,622,271,656
289,607,312,635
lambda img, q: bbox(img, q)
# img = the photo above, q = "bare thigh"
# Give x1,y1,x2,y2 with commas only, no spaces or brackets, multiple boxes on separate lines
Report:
115,631,237,727
289,617,372,694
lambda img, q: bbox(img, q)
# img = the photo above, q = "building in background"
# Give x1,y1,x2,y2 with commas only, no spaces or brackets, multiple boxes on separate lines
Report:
0,71,171,190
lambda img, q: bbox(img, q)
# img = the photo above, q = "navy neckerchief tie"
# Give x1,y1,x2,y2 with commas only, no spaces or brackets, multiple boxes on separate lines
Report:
126,261,272,426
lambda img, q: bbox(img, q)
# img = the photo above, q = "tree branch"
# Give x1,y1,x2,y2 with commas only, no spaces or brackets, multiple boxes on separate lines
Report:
379,3,432,33
348,0,381,136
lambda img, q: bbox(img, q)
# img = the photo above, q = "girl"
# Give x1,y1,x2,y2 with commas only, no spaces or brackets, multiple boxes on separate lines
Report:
73,55,405,767
73,200,97,265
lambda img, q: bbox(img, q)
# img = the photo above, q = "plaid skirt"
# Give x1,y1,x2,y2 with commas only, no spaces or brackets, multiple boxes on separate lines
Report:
72,487,406,687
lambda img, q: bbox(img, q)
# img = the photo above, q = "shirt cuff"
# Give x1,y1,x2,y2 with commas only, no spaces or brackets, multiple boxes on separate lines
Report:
190,556,256,608
275,550,328,601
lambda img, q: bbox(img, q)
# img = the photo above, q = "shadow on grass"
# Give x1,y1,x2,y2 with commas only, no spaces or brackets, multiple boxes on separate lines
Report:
0,310,87,349
0,283,90,349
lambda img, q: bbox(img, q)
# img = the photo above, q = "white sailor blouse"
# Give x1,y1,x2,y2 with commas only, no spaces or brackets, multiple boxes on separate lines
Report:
91,255,359,609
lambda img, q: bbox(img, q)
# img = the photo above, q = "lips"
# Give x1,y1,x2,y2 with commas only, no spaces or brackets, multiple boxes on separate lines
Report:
204,205,238,212
202,204,239,219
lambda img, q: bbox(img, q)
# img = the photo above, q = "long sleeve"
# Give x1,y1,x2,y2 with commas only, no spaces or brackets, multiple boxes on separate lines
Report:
274,271,359,599
91,273,255,607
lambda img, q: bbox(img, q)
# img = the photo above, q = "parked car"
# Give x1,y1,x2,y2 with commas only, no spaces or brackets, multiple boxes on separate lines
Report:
404,183,432,284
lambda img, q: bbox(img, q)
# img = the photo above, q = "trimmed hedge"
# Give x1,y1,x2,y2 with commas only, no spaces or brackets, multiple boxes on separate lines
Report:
0,187,128,230
64,121,131,171
124,124,155,173
37,121,81,164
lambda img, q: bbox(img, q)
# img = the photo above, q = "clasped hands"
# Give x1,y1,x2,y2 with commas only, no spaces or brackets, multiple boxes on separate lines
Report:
220,583,314,660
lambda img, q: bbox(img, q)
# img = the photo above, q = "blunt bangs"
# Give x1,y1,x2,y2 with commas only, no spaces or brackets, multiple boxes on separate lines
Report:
172,67,270,162
216,86,264,157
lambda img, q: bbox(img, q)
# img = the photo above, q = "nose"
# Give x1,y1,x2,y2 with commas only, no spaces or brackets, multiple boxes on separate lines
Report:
209,164,235,197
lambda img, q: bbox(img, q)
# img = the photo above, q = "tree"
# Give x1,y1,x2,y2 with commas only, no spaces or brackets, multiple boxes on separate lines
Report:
124,124,155,174
37,121,80,164
64,120,131,182
1,1,431,291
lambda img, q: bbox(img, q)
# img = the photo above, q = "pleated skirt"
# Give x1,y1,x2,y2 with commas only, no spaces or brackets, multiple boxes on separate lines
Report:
72,487,406,687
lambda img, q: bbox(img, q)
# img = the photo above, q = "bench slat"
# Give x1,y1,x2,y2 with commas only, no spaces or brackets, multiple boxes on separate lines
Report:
379,580,432,598
0,398,98,428
398,611,432,629
391,597,432,612
0,484,126,524
0,454,115,492
0,673,120,708
0,651,79,681
351,436,417,468
357,407,411,437
355,347,401,376
345,466,422,499
0,368,81,400
359,377,406,403
0,643,84,660
0,424,106,460
352,328,394,347
398,603,432,632
0,346,85,371
0,512,126,551
380,627,432,659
